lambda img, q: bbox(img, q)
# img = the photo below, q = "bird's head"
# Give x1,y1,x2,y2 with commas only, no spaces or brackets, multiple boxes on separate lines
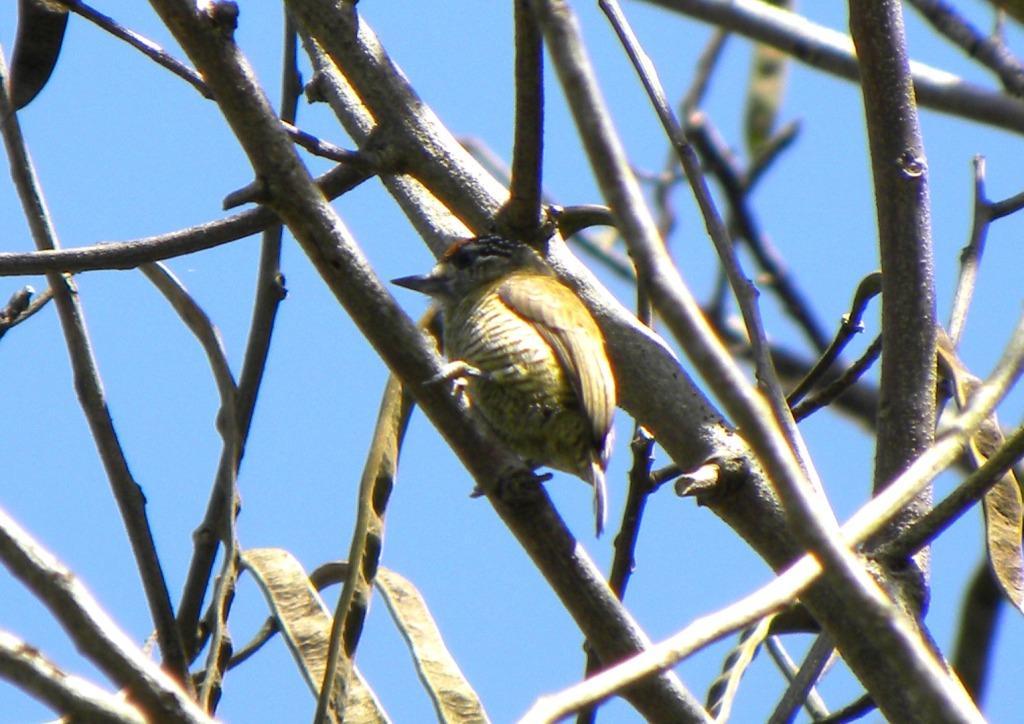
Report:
393,235,549,302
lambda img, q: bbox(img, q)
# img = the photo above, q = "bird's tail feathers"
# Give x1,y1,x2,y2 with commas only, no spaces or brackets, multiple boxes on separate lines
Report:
590,461,608,537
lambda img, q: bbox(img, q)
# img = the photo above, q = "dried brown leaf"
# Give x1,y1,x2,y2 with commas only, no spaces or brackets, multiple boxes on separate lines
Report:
744,0,792,156
10,0,69,109
376,569,490,724
938,338,1024,613
240,548,389,724
969,418,1024,614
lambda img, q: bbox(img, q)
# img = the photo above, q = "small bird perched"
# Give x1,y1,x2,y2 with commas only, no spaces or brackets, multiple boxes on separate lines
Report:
393,235,616,535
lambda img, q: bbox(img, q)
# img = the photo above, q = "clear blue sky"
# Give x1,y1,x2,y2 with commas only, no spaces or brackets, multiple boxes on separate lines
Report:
2,1,1022,721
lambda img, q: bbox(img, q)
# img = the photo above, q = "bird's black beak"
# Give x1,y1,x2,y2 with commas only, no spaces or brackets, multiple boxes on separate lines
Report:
392,273,442,296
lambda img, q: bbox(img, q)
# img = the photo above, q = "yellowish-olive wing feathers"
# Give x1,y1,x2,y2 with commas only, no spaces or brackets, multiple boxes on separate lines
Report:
496,274,616,450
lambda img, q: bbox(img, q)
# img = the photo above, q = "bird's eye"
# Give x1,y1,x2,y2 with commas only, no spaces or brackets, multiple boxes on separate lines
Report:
449,246,475,269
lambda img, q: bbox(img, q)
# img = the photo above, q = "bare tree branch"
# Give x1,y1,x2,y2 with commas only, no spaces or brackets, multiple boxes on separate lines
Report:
523,308,1024,720
533,1,981,718
0,46,190,688
787,272,882,407
880,422,1024,562
643,0,1024,134
851,0,936,601
907,0,1024,97
503,0,546,236
952,561,1004,704
0,630,146,724
147,2,706,720
0,508,210,722
0,161,374,276
686,112,829,352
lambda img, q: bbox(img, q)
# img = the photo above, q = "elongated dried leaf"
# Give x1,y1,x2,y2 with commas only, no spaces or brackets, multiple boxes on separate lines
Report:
376,569,489,723
320,365,417,717
938,338,1024,613
744,0,792,156
968,417,1024,614
240,548,389,724
11,0,69,109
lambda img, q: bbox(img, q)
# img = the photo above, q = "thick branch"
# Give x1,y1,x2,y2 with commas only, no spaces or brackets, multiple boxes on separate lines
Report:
523,312,1024,720
148,2,704,720
850,0,937,559
503,0,546,235
532,0,978,720
0,630,145,724
0,509,209,722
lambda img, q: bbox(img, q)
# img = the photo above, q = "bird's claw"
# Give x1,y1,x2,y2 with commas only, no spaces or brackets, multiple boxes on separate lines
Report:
427,360,486,385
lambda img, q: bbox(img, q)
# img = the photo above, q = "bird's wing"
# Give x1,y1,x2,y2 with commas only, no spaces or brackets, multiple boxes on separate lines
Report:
497,274,616,449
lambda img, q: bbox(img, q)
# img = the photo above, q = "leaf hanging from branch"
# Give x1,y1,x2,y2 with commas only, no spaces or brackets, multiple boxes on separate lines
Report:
938,336,1024,614
240,548,389,724
10,0,69,109
375,569,490,724
743,0,792,157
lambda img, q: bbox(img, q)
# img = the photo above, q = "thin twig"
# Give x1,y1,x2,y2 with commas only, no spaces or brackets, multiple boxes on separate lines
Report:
948,157,1024,346
0,47,191,689
611,428,656,598
951,560,1003,703
654,29,730,243
879,422,1024,563
237,15,297,461
138,262,241,711
687,112,830,352
225,618,277,671
0,508,209,722
177,19,301,665
989,188,1024,220
60,0,211,96
0,284,52,340
553,204,618,239
792,336,882,422
57,0,358,162
764,636,830,720
140,264,238,405
744,119,799,190
787,272,882,407
949,157,992,346
907,0,1024,96
196,546,237,712
680,29,729,117
140,261,241,712
716,313,880,430
767,633,834,724
641,0,1024,135
0,162,375,277
503,0,546,236
577,428,657,724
